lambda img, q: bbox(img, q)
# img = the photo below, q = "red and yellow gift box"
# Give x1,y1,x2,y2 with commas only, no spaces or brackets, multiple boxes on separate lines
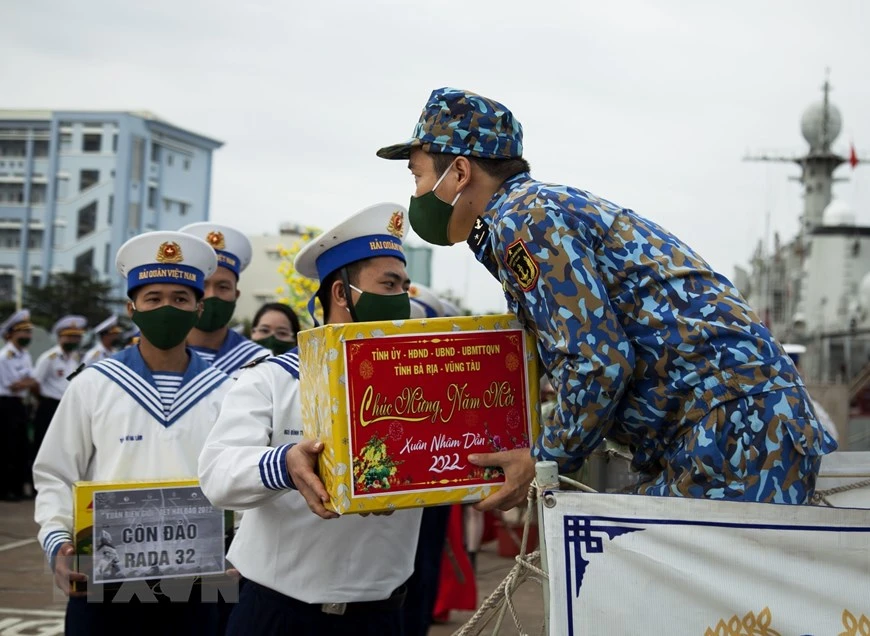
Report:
298,313,541,514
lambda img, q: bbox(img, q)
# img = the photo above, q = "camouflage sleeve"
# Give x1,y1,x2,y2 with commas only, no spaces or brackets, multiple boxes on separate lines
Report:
492,207,635,473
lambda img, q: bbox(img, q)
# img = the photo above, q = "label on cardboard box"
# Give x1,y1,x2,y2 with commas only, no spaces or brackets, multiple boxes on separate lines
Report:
72,479,226,590
299,314,540,514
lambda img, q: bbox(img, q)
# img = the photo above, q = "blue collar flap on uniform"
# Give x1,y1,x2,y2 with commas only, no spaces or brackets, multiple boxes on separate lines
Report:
268,347,299,379
205,329,269,374
92,346,229,426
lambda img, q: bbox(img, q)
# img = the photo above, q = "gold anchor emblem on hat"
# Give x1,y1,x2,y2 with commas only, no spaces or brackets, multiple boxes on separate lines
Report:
206,231,226,250
387,211,404,238
156,241,184,264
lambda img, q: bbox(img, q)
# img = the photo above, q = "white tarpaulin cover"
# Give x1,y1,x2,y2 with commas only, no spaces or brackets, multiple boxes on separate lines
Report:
542,490,870,635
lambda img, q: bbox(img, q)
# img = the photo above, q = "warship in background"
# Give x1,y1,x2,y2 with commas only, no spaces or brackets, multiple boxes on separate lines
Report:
735,73,869,450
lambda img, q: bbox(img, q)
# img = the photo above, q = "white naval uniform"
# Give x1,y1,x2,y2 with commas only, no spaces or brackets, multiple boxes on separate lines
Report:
33,345,81,400
0,342,34,398
82,342,112,366
198,350,422,604
189,329,268,378
34,346,231,564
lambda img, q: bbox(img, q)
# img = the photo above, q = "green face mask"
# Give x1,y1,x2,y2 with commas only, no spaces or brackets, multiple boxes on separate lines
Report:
348,284,411,322
61,341,80,353
132,305,199,351
17,337,31,348
254,335,295,356
408,160,461,246
195,297,236,332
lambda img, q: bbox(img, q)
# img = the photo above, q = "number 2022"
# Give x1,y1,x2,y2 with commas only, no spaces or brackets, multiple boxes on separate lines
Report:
430,453,466,474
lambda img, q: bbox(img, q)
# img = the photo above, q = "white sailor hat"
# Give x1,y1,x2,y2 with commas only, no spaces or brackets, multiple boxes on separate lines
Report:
295,203,409,282
179,222,253,278
0,309,32,337
408,283,445,319
440,298,462,317
52,315,87,338
116,230,218,298
782,343,807,355
94,314,122,335
782,343,807,365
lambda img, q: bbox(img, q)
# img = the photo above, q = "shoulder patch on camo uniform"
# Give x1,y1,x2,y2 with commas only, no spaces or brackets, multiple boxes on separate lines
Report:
504,238,539,292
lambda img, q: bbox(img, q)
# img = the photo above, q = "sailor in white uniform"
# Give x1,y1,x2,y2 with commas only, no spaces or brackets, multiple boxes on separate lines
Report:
199,203,423,636
0,309,36,500
179,222,267,376
32,314,87,453
33,231,231,636
82,314,123,365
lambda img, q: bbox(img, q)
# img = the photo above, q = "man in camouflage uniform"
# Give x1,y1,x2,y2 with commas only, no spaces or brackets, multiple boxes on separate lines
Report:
376,87,837,510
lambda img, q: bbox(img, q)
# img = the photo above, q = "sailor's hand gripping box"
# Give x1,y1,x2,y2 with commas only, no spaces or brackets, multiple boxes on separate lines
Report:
298,314,540,514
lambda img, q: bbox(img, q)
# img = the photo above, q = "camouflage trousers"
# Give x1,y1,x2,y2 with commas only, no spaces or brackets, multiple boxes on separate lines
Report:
635,386,837,504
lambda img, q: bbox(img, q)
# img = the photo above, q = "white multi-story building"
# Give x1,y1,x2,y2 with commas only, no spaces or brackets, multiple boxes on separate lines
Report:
0,110,222,302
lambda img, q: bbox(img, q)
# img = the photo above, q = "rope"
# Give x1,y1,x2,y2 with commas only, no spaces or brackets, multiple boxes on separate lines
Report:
811,478,870,507
454,475,598,636
453,484,546,636
558,475,597,493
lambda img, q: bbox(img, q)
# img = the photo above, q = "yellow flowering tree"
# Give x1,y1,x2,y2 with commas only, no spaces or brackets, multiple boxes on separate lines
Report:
276,226,321,329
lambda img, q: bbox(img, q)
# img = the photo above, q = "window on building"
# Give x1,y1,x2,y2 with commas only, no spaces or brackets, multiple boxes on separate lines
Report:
151,144,161,163
131,136,145,183
108,195,114,224
104,242,111,274
6,187,26,203
79,169,99,191
183,158,190,171
0,230,16,248
772,289,785,324
164,198,171,212
82,133,102,153
59,132,72,153
77,202,97,239
179,203,188,216
74,249,95,275
167,153,174,167
0,274,13,302
112,133,118,153
31,184,47,204
30,274,40,287
128,202,140,231
33,140,49,157
28,231,42,249
148,186,158,210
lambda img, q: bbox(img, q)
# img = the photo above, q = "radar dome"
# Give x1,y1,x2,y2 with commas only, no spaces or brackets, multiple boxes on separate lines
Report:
822,199,856,226
801,101,842,150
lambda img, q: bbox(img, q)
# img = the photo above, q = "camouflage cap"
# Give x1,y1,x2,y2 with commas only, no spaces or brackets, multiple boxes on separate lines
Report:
377,87,523,160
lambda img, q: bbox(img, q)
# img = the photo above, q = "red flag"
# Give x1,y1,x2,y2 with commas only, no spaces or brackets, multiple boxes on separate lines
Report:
850,143,859,169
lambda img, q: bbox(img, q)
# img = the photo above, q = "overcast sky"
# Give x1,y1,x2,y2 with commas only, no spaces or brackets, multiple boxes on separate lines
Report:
2,0,869,313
